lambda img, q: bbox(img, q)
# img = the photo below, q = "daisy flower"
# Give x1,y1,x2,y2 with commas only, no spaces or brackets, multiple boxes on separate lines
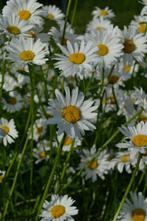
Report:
40,195,78,221
118,192,147,221
121,26,147,63
0,170,6,183
0,118,18,146
117,121,147,157
2,0,43,27
86,18,111,33
6,37,49,65
112,151,137,173
141,0,147,6
0,14,33,37
48,87,98,138
55,40,97,79
31,118,47,141
2,91,23,112
131,15,147,34
42,5,64,24
87,29,123,67
92,7,115,20
79,146,110,181
33,141,50,164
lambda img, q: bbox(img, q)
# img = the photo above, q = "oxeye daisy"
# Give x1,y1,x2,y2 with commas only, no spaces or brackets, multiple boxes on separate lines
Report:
121,26,147,63
92,7,115,20
6,37,49,65
0,14,33,37
118,192,147,221
0,170,6,183
87,30,123,67
48,87,98,138
79,146,110,181
2,91,23,113
54,40,97,79
40,195,78,221
131,15,147,34
33,141,50,164
0,118,18,146
31,118,47,141
117,121,147,157
86,18,111,33
42,5,64,23
2,0,43,27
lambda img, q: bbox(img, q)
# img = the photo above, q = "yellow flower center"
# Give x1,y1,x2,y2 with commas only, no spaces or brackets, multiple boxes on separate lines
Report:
103,96,115,105
64,136,73,145
18,10,31,20
8,97,17,105
68,53,85,64
27,31,37,39
7,25,21,35
99,9,108,16
51,205,65,218
139,115,147,123
97,44,109,56
39,151,46,159
0,125,10,134
123,39,136,54
96,25,104,32
108,75,119,84
48,13,55,20
123,64,132,73
62,105,81,123
19,50,35,61
132,208,146,221
137,23,147,33
132,134,147,147
120,154,130,163
88,159,98,169
36,127,43,135
0,175,4,183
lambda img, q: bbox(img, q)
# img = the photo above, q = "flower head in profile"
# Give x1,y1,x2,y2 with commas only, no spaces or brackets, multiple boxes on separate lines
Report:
48,87,98,138
40,195,78,221
7,37,49,65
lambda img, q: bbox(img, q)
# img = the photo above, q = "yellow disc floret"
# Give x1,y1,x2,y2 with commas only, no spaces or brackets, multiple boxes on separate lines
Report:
69,53,85,64
132,134,147,147
62,105,81,123
123,39,136,54
7,25,21,35
131,208,146,221
97,44,109,56
18,10,31,20
88,159,98,170
0,125,10,134
51,205,65,218
19,50,35,61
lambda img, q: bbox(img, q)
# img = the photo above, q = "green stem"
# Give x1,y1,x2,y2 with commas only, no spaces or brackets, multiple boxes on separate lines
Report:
5,152,18,179
35,144,62,221
61,0,72,45
2,137,29,220
111,155,141,221
71,0,78,26
0,61,5,103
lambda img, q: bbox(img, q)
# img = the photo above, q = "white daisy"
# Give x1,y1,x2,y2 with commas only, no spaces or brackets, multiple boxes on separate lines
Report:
86,18,111,33
130,15,147,34
0,170,6,183
112,151,137,174
54,40,97,79
31,118,47,141
6,37,49,65
33,141,50,164
0,14,33,38
121,26,147,63
42,5,64,23
2,0,43,27
118,192,147,221
2,91,23,112
48,87,98,138
0,118,18,146
117,121,147,157
92,7,115,20
79,146,110,181
40,195,78,221
87,29,123,67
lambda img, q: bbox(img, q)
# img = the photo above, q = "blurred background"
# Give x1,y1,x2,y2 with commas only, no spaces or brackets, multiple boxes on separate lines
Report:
0,0,143,33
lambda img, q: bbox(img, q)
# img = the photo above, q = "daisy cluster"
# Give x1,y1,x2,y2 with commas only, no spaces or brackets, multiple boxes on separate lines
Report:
0,0,147,220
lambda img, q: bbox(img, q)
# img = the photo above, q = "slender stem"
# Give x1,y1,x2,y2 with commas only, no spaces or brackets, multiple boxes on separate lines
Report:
35,143,62,221
5,152,18,179
71,0,78,26
111,155,141,221
61,0,72,44
2,137,29,220
0,61,5,103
